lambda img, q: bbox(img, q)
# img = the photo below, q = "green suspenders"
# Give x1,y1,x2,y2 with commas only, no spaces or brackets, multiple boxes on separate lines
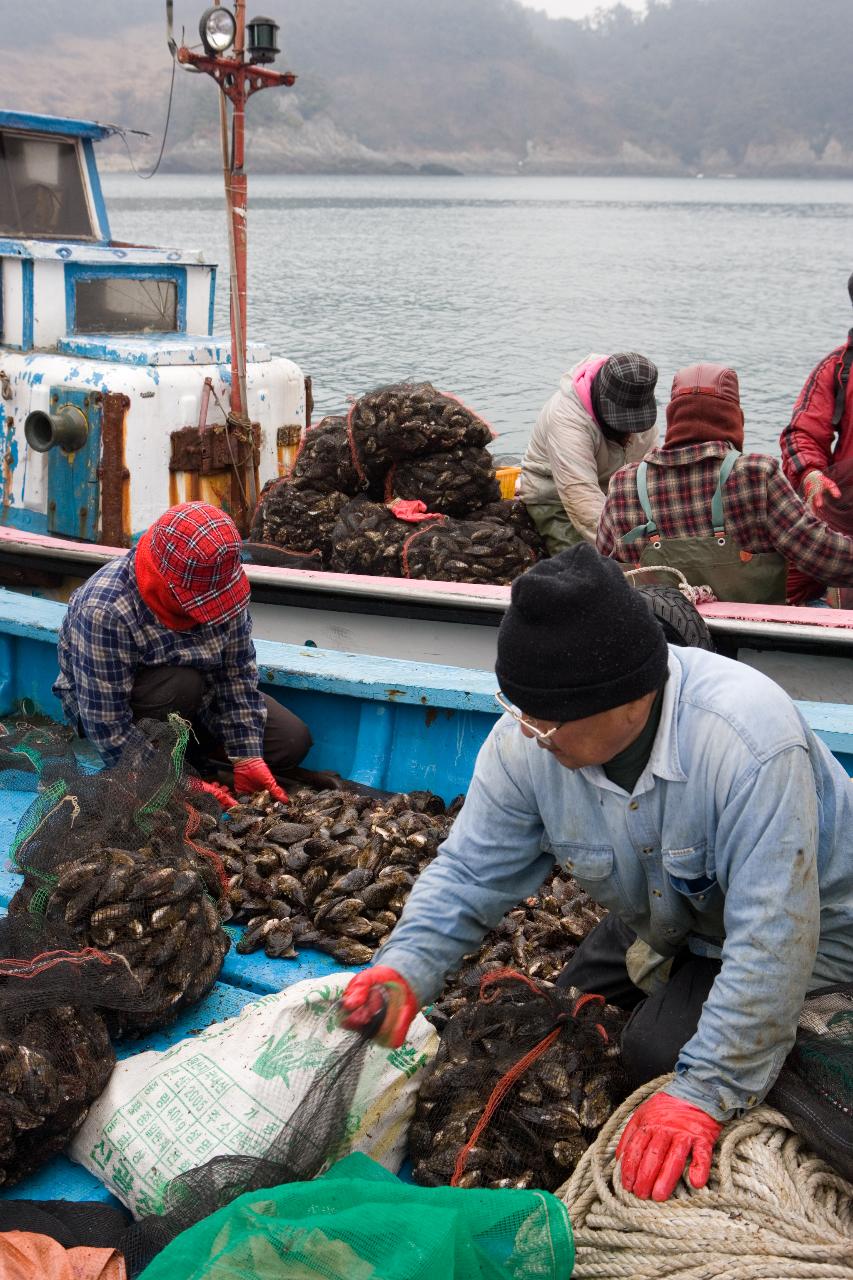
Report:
622,450,739,546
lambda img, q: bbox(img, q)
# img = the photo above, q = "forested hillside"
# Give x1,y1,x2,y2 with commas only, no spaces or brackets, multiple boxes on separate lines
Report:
6,0,852,175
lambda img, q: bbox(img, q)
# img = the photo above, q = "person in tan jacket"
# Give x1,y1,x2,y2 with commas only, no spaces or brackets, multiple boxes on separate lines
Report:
519,352,659,553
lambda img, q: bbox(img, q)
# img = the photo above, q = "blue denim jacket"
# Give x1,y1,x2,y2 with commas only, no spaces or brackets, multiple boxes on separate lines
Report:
376,647,853,1121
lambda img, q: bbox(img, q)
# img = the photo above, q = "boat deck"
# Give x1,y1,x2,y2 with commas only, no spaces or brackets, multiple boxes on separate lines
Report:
0,585,848,1212
0,774,360,1209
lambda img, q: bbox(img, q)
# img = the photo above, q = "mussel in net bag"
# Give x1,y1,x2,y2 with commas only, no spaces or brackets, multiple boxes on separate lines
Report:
410,970,628,1192
477,498,549,559
249,479,350,565
8,719,231,1037
0,914,151,1188
348,382,493,473
291,415,381,497
387,446,501,517
402,513,539,585
329,496,411,577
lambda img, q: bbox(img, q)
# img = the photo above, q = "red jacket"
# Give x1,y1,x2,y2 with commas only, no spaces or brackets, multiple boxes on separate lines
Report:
781,341,853,492
781,341,853,600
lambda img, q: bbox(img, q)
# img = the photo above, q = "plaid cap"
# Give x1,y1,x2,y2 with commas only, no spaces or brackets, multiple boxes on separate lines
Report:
147,502,249,625
597,352,658,433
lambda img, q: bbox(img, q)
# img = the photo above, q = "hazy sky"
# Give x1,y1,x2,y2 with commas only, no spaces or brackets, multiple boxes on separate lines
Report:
523,0,646,19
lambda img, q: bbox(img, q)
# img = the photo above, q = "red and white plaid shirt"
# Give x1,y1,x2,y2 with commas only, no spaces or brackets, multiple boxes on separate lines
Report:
597,442,853,593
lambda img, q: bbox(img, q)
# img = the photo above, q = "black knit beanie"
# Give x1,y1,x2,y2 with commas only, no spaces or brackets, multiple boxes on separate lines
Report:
495,544,669,721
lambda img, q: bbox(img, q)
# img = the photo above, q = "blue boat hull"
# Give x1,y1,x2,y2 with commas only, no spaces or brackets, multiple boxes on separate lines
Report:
0,585,848,1209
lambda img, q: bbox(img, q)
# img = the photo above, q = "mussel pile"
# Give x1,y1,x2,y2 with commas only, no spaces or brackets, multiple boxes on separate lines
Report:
388,446,501,516
410,973,628,1192
428,867,606,1030
249,481,349,563
291,416,373,497
0,1004,114,1186
403,515,539,584
212,787,458,963
349,382,493,469
477,499,549,559
10,844,230,1037
329,497,411,577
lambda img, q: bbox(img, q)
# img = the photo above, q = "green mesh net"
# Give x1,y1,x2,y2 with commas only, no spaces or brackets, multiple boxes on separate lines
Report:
136,1152,574,1280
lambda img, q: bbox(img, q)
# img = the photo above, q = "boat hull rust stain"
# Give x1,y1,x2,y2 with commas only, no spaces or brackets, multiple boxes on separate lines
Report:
98,392,131,548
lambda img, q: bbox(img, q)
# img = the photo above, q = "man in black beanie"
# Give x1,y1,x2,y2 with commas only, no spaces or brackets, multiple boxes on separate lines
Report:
341,544,853,1203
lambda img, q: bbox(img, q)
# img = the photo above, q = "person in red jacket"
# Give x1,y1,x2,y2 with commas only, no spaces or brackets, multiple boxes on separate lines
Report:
781,273,853,601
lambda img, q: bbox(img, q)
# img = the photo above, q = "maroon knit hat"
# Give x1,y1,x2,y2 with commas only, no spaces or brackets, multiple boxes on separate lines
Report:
146,502,249,625
665,363,745,450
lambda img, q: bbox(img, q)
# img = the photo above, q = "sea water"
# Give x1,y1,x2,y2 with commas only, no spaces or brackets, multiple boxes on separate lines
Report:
103,172,853,458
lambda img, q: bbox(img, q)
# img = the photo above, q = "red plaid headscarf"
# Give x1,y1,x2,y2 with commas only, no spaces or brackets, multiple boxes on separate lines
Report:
138,502,249,626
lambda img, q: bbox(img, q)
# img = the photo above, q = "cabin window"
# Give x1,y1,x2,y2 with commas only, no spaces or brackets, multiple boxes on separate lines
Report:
0,132,94,240
73,277,179,334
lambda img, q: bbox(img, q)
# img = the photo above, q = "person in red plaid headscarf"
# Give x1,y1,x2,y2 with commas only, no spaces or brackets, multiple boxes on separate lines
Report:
598,363,853,604
54,502,311,806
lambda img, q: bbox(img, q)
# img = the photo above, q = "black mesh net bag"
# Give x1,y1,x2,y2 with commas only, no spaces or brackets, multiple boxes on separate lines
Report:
477,499,549,560
429,868,607,1031
248,479,349,565
291,415,383,497
119,1005,384,1277
329,496,410,577
7,717,231,1037
386,446,501,517
401,514,539,585
0,719,78,790
0,913,154,1189
767,983,853,1183
347,383,494,476
410,970,628,1192
214,785,451,965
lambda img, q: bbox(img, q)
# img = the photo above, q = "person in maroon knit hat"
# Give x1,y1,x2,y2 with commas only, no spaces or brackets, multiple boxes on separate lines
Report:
598,363,853,604
54,501,312,806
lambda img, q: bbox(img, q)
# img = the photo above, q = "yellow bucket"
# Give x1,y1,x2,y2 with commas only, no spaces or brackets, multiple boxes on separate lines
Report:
495,465,520,500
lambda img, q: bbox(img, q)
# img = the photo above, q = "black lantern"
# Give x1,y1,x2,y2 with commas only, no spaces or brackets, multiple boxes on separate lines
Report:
246,15,279,64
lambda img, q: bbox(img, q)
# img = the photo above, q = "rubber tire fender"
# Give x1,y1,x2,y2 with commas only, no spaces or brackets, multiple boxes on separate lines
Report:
635,585,715,650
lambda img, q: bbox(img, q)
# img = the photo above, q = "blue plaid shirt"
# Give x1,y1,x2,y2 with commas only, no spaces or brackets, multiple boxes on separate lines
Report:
53,553,266,764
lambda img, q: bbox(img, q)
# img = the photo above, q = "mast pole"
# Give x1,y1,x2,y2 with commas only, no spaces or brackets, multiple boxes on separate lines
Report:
177,7,296,530
228,0,249,422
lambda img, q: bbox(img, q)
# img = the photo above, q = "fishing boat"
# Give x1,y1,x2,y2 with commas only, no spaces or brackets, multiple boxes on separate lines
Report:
0,10,851,703
0,586,848,1207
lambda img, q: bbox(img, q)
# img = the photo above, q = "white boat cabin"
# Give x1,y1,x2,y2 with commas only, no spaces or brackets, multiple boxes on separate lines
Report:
0,110,306,544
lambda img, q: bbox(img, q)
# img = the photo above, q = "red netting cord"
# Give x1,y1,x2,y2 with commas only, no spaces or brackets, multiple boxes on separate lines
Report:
438,389,497,440
345,401,369,489
448,970,612,1186
0,947,119,978
384,463,397,504
182,800,229,899
450,1024,563,1187
400,517,447,578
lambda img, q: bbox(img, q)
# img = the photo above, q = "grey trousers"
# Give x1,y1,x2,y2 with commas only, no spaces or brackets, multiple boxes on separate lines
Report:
130,665,312,777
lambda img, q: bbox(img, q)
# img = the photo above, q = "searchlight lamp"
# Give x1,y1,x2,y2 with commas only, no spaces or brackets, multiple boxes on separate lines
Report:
199,6,237,54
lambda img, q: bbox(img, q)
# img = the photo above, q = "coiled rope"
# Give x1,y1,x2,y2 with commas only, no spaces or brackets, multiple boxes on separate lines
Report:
559,1077,853,1280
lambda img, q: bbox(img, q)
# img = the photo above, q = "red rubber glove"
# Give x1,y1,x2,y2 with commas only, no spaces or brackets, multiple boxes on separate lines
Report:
339,966,419,1048
232,758,289,804
190,777,238,810
803,469,842,513
386,499,444,524
616,1091,722,1202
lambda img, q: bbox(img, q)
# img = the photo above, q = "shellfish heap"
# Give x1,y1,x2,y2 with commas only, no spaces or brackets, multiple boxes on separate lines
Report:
213,787,458,964
248,382,546,585
410,972,628,1193
428,867,607,1031
8,720,231,1037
